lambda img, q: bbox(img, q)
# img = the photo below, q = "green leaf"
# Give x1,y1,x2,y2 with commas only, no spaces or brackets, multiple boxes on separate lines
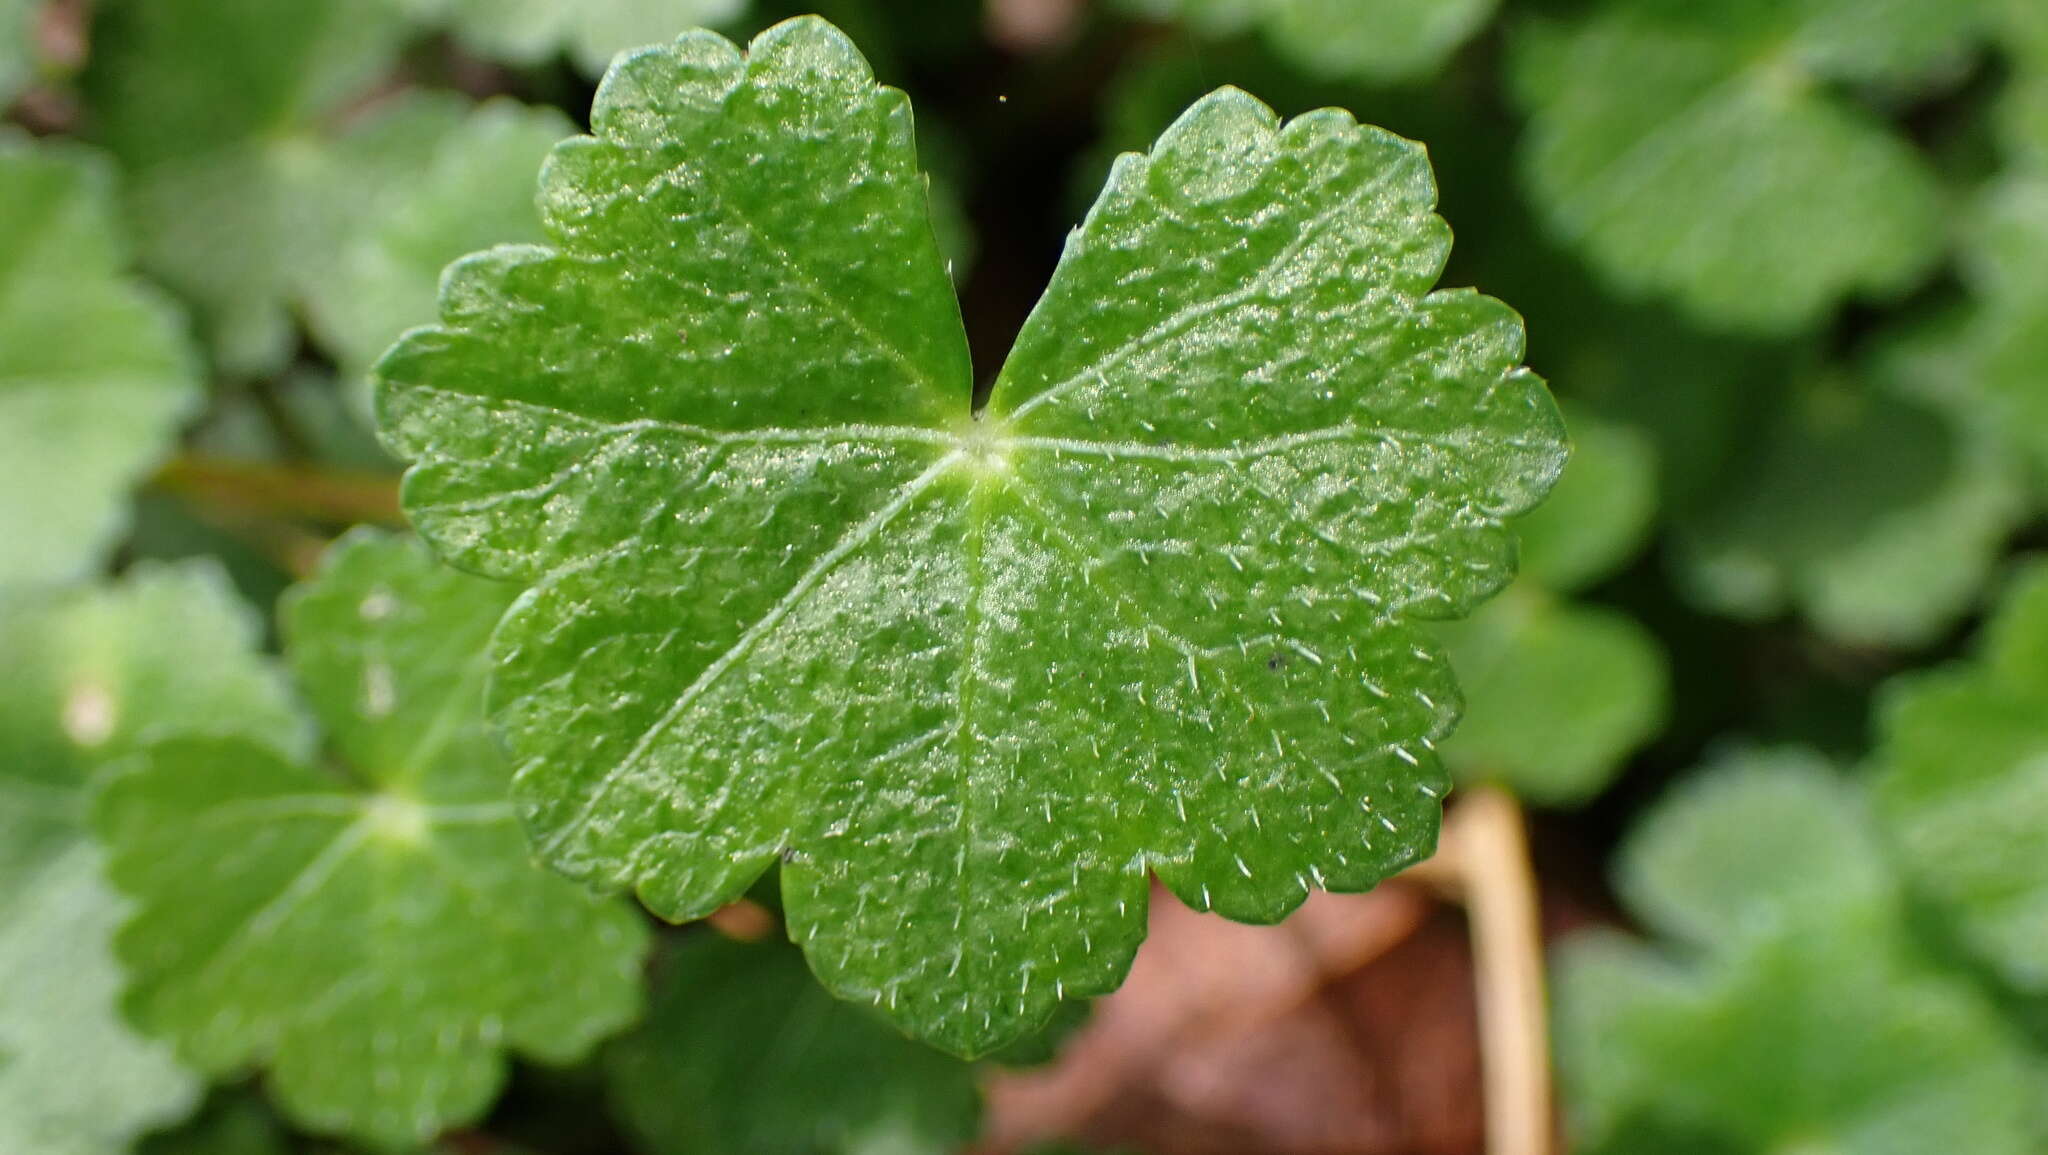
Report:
96,533,652,1149
375,17,1564,1054
84,0,408,374
1555,926,2042,1155
0,561,302,1155
305,96,573,397
1874,561,2048,992
1116,0,1499,84
1617,747,1896,950
607,935,981,1155
1510,0,1976,333
407,0,748,74
1670,367,2026,647
0,134,202,587
1433,405,1666,805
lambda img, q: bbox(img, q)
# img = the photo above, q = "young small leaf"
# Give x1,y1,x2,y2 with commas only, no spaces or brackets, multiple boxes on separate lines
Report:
0,562,301,1155
404,0,748,75
1874,561,2048,992
1117,0,1499,84
84,0,408,373
375,17,1564,1054
608,935,981,1155
0,135,201,587
1511,0,1978,333
1433,405,1667,805
96,533,651,1149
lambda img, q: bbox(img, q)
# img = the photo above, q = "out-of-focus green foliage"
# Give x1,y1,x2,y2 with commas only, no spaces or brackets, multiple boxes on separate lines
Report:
1670,359,2026,647
608,935,982,1155
0,135,201,587
403,0,749,75
1116,0,1498,84
0,562,301,1155
1557,749,2043,1155
96,534,650,1148
301,96,569,402
1875,562,2048,992
1512,0,1983,333
83,0,410,376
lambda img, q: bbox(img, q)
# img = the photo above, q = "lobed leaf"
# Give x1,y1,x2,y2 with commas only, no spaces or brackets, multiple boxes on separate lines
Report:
96,533,651,1148
0,134,202,587
375,17,1564,1054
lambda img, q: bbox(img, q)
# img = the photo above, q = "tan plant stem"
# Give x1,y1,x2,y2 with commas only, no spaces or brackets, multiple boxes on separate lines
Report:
1443,785,1554,1155
153,455,404,527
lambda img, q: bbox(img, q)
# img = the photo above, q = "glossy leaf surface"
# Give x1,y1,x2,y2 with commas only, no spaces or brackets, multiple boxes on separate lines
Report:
376,17,1564,1053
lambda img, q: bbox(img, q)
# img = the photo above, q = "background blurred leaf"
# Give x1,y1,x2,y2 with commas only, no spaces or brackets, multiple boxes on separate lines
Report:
1875,561,2048,993
1556,747,2042,1155
84,0,410,375
0,561,301,1155
96,533,651,1149
1670,359,2026,647
1116,0,1499,85
1556,924,2041,1155
303,95,571,405
607,935,982,1155
405,0,749,75
0,0,32,105
1616,747,1896,950
1510,0,1981,333
0,134,202,587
